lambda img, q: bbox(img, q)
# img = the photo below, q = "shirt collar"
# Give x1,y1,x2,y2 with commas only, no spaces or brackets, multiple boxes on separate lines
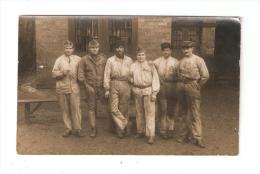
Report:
115,55,126,62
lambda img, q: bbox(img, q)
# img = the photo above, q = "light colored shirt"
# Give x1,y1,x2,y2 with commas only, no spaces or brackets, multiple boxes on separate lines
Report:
153,56,179,82
130,61,160,96
104,55,133,91
52,54,81,94
178,54,209,86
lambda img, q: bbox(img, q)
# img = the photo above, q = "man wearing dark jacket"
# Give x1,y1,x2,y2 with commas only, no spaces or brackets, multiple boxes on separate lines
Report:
78,40,108,137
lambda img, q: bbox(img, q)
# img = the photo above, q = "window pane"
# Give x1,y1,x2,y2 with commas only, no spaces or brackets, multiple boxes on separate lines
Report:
109,17,132,52
74,17,98,52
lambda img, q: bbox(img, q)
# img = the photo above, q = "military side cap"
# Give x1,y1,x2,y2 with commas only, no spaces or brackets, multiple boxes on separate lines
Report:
114,40,125,49
181,41,195,47
88,39,100,47
161,42,172,50
136,47,146,53
63,40,73,48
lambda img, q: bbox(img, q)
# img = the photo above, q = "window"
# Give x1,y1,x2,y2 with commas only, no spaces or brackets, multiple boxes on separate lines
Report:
109,17,132,52
172,22,202,58
74,17,98,52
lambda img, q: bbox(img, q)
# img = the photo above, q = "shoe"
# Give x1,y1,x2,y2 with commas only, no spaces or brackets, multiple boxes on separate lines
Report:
76,130,85,137
134,133,145,139
124,126,131,137
168,130,174,138
177,136,191,143
147,136,155,144
89,128,97,138
161,133,168,139
62,129,71,137
117,130,124,139
195,139,206,148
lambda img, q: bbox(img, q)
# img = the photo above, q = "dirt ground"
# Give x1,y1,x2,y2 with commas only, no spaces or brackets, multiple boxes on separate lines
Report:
17,84,239,155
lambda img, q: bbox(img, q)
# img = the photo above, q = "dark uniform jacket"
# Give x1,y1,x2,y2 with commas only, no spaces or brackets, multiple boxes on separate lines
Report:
78,53,107,88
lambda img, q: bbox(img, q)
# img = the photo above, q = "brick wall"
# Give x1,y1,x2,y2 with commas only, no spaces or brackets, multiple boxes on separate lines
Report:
35,16,69,88
137,17,172,60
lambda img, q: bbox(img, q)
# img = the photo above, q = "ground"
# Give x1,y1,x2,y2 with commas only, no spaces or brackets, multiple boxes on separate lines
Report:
17,84,239,155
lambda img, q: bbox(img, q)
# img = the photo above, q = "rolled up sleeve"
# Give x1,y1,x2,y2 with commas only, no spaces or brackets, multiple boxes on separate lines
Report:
198,58,209,86
103,59,111,91
151,65,160,96
52,59,64,79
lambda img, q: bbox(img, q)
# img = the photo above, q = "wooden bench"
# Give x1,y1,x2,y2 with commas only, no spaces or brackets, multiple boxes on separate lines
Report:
18,98,58,123
18,97,135,123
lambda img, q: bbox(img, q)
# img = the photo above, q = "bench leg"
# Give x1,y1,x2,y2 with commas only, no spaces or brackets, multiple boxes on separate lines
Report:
25,103,31,123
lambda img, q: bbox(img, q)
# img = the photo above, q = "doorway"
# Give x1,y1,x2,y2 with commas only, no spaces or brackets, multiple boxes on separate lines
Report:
18,16,36,79
214,19,240,79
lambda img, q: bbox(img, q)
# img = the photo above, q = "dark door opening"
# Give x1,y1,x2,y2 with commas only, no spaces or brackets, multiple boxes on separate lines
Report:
18,16,36,80
214,19,240,80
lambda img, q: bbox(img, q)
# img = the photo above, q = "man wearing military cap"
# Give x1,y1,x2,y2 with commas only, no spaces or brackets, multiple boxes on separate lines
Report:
104,40,133,138
176,40,209,148
52,40,84,137
154,42,179,139
78,39,108,137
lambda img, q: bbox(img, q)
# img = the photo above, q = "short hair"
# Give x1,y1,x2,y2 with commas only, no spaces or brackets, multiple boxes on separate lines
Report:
136,47,146,54
114,40,125,49
160,42,172,50
88,39,100,47
63,40,73,48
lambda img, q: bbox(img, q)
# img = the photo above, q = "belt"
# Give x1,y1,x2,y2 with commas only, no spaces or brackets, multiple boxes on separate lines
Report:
133,84,151,89
160,80,177,85
111,78,129,81
86,82,103,88
178,79,197,84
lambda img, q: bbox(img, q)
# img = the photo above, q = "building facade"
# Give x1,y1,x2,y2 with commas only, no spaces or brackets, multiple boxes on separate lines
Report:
18,16,240,88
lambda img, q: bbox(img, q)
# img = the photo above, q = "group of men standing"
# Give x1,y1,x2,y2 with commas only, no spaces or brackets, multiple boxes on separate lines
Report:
52,39,209,148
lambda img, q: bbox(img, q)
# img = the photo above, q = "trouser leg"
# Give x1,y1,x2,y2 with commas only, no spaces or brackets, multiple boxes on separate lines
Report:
158,97,167,134
184,81,202,140
58,94,72,130
134,95,145,134
187,95,202,140
167,98,178,131
109,84,128,131
86,87,97,130
176,82,191,140
118,82,131,132
107,106,115,132
69,92,82,130
144,95,155,137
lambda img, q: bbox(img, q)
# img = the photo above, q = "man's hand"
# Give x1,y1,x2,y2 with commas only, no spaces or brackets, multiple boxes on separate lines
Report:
105,91,110,99
85,84,95,93
150,94,156,102
63,69,70,75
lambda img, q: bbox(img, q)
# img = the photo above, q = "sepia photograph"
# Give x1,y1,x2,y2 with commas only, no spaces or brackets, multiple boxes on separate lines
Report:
17,15,240,155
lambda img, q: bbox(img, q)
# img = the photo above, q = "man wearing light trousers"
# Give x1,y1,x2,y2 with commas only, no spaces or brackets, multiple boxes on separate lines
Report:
130,48,160,144
176,41,209,148
52,40,84,137
104,41,133,138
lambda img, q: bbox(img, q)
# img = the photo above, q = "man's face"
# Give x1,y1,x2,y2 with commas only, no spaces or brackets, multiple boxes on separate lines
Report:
89,46,100,55
182,47,193,57
137,52,146,63
64,46,74,56
115,46,125,58
162,48,172,58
